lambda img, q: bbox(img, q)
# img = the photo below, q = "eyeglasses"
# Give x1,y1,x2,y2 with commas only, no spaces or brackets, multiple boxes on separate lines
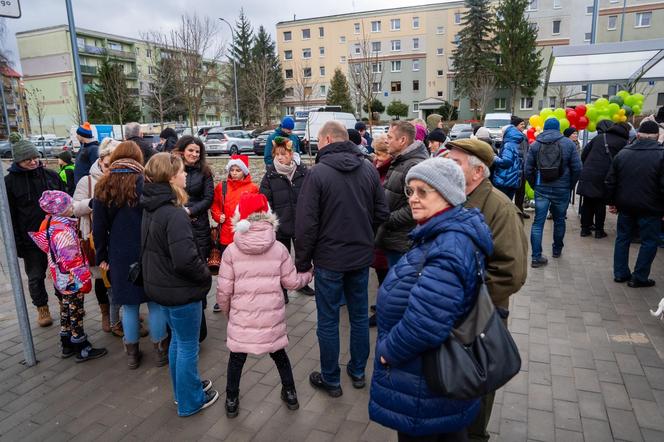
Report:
405,185,438,199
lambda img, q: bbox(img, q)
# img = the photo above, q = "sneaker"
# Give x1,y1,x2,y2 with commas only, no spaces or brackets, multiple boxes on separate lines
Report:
531,256,549,268
281,387,299,410
199,389,219,412
614,276,631,283
202,379,213,393
552,250,562,258
299,285,315,296
75,341,108,363
346,366,366,389
628,278,656,288
225,395,239,418
212,303,222,313
309,371,342,397
521,212,531,219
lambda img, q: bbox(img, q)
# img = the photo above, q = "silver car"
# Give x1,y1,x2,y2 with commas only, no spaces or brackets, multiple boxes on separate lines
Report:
224,130,254,155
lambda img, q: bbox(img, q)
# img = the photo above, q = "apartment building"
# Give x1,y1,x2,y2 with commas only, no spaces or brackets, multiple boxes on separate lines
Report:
16,25,229,137
0,66,31,139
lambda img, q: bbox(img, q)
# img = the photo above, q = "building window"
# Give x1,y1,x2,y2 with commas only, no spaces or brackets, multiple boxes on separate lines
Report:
581,84,588,92
553,0,561,9
608,15,617,30
319,27,325,37
552,20,561,35
391,81,402,92
548,96,556,107
339,36,346,43
320,66,326,76
146,49,152,58
436,26,444,34
320,85,326,95
285,50,293,60
495,98,506,110
527,0,538,11
413,37,420,49
635,12,652,28
372,62,382,73
437,69,444,77
437,91,444,97
304,86,313,96
437,48,444,56
391,19,401,31
413,102,419,112
354,23,360,34
372,82,381,92
285,87,294,97
285,69,293,79
354,44,361,55
391,60,402,72
608,84,618,96
413,80,419,91
284,31,292,41
391,40,401,51
520,97,534,110
319,47,325,56
302,28,311,39
584,32,591,41
302,48,311,59
371,21,381,32
454,12,462,25
412,16,420,29
372,41,382,53
412,59,420,71
657,92,664,106
340,56,347,63
454,34,461,44
303,67,312,78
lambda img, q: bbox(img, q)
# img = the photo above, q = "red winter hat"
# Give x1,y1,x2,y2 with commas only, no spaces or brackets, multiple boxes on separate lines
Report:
235,193,270,233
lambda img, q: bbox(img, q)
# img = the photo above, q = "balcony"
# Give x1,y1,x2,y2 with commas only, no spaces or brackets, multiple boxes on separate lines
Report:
125,70,138,79
81,65,97,75
79,44,136,60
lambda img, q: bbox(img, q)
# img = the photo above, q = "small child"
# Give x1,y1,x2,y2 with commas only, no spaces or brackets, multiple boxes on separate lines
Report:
29,190,107,362
217,193,312,418
57,151,76,196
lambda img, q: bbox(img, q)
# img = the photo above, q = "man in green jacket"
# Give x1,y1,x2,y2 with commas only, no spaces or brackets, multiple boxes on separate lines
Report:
446,138,528,441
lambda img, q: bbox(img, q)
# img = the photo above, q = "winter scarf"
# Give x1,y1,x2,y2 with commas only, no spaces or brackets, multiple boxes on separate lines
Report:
110,159,144,175
273,159,297,182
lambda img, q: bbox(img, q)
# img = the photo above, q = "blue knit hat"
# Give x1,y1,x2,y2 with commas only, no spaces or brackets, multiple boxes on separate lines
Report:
543,118,560,131
76,121,93,138
281,117,295,130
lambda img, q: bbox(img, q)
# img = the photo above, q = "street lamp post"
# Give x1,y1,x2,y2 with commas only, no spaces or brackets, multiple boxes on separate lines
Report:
218,18,240,127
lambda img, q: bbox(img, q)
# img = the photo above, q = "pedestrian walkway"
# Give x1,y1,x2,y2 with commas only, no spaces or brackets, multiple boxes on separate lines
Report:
0,205,663,441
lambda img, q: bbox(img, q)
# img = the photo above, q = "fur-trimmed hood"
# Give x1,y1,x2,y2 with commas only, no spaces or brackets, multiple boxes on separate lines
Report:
231,211,280,255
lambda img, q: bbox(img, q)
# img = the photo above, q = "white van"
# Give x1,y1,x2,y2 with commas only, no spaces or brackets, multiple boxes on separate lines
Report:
305,111,358,153
484,112,512,141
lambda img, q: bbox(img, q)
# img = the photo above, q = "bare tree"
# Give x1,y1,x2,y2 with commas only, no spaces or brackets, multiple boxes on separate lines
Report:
291,59,319,111
246,61,283,126
469,73,496,119
63,81,82,127
348,21,384,123
27,87,47,138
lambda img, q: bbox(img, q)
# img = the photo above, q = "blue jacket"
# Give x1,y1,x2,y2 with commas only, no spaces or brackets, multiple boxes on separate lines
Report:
74,141,99,185
525,129,582,189
492,126,524,189
369,206,494,436
264,127,301,165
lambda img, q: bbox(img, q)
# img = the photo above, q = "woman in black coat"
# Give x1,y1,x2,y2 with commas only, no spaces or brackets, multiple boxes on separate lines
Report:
577,121,630,238
259,136,313,301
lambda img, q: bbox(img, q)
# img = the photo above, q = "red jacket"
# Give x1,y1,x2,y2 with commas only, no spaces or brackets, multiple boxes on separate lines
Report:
211,176,259,245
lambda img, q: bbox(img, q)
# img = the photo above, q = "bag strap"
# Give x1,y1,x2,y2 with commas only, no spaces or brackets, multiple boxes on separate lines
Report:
222,180,227,212
603,133,613,161
139,212,151,261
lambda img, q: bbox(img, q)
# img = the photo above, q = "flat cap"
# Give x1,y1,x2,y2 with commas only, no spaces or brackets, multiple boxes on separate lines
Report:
446,138,495,167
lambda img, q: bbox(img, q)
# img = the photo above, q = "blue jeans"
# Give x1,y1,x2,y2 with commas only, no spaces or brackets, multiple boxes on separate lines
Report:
530,186,571,259
385,250,404,268
162,302,206,416
314,266,370,386
614,213,660,282
122,302,167,344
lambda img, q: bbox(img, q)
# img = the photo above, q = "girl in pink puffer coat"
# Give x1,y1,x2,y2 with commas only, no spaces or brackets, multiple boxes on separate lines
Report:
217,193,312,418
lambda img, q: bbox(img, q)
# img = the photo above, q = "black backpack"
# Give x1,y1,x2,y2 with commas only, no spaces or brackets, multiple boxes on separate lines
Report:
536,140,563,182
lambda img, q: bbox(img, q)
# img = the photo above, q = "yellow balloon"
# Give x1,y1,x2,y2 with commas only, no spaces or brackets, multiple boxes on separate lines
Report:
618,109,626,116
620,115,627,122
612,114,621,123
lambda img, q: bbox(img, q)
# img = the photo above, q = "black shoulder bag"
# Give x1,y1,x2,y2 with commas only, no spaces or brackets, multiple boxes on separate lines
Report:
128,213,150,287
420,248,522,400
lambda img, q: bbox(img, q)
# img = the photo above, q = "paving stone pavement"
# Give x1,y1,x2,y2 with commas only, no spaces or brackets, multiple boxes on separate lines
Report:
1,204,664,441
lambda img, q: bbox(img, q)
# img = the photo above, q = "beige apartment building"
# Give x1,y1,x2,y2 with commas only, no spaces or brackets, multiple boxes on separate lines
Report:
1,66,31,140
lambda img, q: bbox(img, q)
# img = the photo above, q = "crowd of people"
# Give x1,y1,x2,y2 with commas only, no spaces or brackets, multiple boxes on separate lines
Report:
3,104,664,440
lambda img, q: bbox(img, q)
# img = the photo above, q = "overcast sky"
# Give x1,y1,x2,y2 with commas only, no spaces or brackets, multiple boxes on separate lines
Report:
1,0,457,73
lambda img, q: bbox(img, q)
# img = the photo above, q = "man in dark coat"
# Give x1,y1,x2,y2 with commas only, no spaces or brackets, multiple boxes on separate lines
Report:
73,122,99,185
577,120,630,238
295,120,389,397
4,140,64,327
605,121,664,288
375,120,429,267
124,122,156,164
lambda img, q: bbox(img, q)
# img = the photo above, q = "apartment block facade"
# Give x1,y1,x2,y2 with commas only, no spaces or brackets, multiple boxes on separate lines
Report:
0,66,31,139
16,25,229,137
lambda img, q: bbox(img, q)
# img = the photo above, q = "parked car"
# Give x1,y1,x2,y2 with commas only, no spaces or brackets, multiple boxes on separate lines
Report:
0,139,53,158
252,130,274,156
292,120,310,152
449,123,474,140
369,125,389,136
0,141,11,158
484,112,512,142
305,111,357,154
224,130,255,155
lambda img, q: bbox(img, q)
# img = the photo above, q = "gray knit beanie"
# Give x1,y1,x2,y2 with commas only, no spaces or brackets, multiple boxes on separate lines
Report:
406,157,466,207
11,140,40,163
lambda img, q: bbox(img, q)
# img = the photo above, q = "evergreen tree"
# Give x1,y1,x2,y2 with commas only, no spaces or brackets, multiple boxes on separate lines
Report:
495,0,544,113
247,26,285,125
227,9,255,124
362,98,384,114
145,56,185,124
87,54,141,125
452,0,496,119
387,100,409,119
326,68,354,113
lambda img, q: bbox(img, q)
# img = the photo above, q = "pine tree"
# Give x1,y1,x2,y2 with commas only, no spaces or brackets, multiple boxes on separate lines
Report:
362,98,384,115
247,26,285,125
227,9,255,124
326,68,354,113
87,54,141,125
387,100,409,119
495,0,544,113
452,0,496,119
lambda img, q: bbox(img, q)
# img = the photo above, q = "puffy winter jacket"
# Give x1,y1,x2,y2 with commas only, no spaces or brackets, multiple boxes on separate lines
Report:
216,214,312,354
374,141,429,253
211,176,259,245
184,164,214,257
74,141,99,185
492,126,524,189
140,182,211,306
126,136,156,164
525,129,582,189
576,121,629,199
259,163,308,239
73,160,103,240
294,141,389,272
4,162,64,257
369,206,493,436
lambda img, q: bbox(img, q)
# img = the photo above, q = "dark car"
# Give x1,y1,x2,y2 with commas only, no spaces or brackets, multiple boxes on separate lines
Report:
253,130,274,156
0,141,11,158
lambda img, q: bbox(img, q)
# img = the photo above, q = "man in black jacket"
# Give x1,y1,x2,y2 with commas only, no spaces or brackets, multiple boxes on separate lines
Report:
5,140,64,327
125,122,156,164
73,122,99,185
295,120,389,397
605,121,664,288
375,120,429,267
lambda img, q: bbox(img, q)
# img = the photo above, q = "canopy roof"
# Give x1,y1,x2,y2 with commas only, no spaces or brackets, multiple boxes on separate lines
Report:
548,38,664,85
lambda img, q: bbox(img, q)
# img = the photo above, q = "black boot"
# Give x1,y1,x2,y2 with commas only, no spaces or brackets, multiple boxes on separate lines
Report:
580,228,592,237
74,338,108,363
283,289,289,305
60,334,75,359
225,393,239,418
595,230,608,239
281,386,299,410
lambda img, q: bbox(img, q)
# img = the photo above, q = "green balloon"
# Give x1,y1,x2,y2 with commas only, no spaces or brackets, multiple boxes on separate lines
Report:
541,108,553,119
608,103,620,115
633,93,644,102
595,97,609,107
609,95,624,106
631,104,641,115
624,95,637,107
597,115,611,122
586,108,598,121
617,90,629,99
554,108,566,119
621,104,633,116
559,118,570,131
587,121,597,132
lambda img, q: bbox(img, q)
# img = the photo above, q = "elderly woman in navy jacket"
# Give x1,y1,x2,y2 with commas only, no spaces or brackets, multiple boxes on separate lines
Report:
369,157,493,442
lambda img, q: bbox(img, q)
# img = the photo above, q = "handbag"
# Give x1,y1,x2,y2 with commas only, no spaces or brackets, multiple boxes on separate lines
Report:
421,249,522,400
79,176,96,266
208,181,227,274
128,213,150,287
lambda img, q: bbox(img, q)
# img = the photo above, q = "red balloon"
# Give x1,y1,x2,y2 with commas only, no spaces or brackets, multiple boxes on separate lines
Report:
576,116,589,130
575,104,587,117
567,110,578,125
